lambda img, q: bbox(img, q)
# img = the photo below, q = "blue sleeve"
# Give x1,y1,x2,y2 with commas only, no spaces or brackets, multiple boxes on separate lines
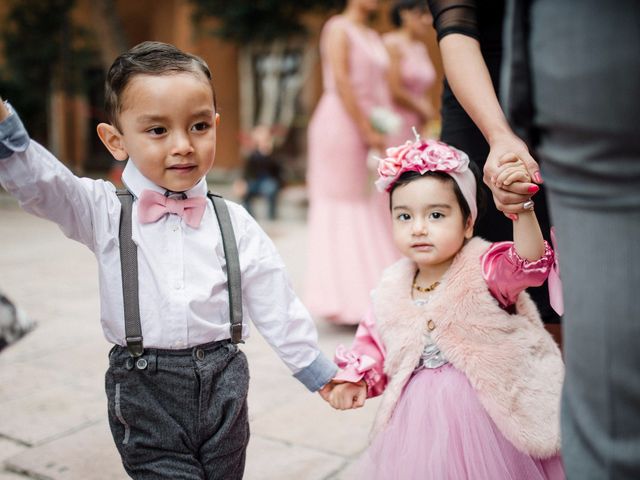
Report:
0,102,30,158
293,352,338,392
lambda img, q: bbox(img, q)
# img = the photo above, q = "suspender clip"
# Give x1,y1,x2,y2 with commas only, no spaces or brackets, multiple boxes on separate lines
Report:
126,336,144,357
230,324,244,344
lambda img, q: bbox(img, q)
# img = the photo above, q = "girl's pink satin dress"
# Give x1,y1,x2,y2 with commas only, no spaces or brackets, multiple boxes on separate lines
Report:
305,16,399,325
335,242,565,479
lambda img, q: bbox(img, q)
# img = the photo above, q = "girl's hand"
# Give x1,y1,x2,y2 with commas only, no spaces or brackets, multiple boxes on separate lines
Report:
493,158,531,188
484,134,540,214
329,381,367,410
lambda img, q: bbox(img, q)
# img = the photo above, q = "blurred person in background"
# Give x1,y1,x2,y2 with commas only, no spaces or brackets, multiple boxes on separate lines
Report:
235,125,283,221
305,0,399,325
383,0,436,145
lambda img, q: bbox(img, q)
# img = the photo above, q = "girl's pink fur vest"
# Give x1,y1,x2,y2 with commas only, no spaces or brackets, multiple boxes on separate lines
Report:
372,237,564,458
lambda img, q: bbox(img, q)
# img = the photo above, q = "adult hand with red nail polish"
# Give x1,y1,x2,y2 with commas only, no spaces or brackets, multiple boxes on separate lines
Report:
483,131,542,215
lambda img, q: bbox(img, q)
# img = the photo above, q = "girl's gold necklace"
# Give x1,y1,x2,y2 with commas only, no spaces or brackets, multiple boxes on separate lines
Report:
412,271,440,293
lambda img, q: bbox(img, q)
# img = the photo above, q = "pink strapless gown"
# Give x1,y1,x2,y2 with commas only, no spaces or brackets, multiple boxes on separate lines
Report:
383,32,436,146
305,16,399,325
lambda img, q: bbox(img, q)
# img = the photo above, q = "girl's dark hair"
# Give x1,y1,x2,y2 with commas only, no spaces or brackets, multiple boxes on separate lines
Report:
390,0,429,27
389,164,486,226
105,41,216,129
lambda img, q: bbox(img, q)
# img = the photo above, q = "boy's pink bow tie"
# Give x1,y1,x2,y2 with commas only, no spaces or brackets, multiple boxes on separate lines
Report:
138,189,206,228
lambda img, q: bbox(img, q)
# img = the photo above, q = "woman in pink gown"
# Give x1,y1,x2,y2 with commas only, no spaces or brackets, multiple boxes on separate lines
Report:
383,0,437,146
305,0,399,325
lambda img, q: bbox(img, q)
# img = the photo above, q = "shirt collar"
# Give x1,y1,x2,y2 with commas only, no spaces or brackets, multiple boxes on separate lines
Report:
121,160,208,199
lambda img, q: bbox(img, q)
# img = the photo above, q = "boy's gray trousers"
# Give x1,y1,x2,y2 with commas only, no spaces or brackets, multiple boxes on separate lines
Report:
105,340,250,479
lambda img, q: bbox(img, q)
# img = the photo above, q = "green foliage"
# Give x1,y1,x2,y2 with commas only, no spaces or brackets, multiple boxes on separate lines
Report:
0,0,94,142
190,0,344,43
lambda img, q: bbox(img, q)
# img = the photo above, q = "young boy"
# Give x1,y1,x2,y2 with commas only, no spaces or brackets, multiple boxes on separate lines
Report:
0,41,336,479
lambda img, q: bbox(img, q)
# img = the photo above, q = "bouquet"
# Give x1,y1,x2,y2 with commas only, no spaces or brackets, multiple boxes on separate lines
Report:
367,106,402,172
369,106,402,136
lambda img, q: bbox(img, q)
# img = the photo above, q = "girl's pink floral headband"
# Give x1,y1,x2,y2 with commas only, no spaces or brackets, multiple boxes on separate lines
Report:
376,130,478,223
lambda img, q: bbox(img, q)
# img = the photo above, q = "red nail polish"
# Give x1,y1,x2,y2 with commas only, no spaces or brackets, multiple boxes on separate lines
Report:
533,171,543,183
528,185,540,193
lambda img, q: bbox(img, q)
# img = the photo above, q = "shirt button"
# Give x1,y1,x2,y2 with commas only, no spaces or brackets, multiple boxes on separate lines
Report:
174,283,182,290
172,226,180,232
427,319,436,331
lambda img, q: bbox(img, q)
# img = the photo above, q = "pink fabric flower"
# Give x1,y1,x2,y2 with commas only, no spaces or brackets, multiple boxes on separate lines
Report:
375,135,470,192
377,155,403,178
423,142,464,171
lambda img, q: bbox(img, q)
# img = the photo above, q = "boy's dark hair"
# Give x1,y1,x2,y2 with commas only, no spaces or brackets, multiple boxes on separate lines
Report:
390,0,429,27
105,41,216,129
389,163,486,226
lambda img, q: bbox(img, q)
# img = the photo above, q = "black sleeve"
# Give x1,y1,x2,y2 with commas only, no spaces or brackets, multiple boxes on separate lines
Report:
427,0,479,42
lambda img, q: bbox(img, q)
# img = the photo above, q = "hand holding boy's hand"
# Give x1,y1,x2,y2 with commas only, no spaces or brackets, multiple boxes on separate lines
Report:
328,381,367,410
0,97,9,122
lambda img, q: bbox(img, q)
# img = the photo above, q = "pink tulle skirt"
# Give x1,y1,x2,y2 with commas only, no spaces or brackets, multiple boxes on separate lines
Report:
358,364,565,480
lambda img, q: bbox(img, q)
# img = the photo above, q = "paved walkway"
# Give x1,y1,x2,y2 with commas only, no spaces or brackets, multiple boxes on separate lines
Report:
0,187,380,479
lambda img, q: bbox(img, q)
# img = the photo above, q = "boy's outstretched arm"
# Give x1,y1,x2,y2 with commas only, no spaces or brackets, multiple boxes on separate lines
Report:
0,98,103,250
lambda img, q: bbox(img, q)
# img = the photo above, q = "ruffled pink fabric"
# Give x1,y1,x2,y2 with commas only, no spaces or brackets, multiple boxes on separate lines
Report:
482,240,555,309
333,309,387,397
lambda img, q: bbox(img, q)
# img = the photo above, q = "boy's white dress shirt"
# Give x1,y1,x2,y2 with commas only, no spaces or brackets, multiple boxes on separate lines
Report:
0,106,336,390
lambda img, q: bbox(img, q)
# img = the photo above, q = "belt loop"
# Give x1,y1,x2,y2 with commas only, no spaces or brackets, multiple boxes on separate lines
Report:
147,350,158,373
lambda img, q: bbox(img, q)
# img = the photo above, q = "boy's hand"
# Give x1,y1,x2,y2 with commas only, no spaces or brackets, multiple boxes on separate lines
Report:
328,381,367,410
0,97,10,122
318,378,349,402
318,381,335,402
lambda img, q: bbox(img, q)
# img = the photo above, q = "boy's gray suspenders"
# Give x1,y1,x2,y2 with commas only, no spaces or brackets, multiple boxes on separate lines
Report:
116,191,143,357
207,193,244,345
116,190,243,358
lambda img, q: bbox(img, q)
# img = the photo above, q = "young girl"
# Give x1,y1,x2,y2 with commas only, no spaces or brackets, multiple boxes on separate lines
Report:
329,133,565,479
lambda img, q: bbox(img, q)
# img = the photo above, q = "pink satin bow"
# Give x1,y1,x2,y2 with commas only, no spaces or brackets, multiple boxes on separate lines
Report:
548,227,564,316
335,346,377,375
138,189,207,228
